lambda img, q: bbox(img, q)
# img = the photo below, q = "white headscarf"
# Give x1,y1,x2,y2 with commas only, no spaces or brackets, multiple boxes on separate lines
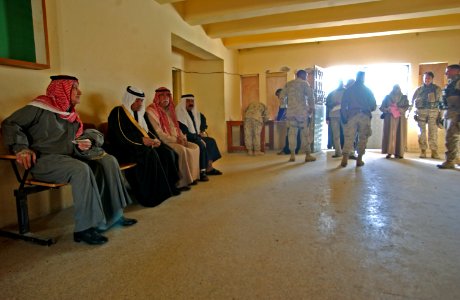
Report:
121,86,148,131
176,94,201,134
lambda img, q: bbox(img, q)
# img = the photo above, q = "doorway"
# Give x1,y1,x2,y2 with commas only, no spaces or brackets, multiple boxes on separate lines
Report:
322,63,410,149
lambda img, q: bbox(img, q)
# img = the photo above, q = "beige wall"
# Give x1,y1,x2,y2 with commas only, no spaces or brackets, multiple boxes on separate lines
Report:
1,0,458,229
0,0,237,228
183,60,226,148
238,30,460,152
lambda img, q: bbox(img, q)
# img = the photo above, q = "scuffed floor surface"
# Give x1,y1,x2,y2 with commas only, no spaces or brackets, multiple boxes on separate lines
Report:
0,150,459,299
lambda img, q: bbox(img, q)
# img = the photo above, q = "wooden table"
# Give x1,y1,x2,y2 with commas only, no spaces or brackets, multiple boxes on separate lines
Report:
226,120,274,153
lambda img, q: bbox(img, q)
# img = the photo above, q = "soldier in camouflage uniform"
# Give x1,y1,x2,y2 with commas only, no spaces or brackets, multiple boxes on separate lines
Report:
326,81,345,158
244,101,268,155
280,69,316,162
340,71,377,167
438,64,460,169
411,71,443,159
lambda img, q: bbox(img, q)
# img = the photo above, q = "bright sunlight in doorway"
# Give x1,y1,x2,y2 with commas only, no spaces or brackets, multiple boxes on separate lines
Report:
320,63,410,149
323,63,410,105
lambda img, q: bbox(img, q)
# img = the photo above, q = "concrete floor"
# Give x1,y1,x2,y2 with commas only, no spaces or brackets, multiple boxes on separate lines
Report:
0,150,459,299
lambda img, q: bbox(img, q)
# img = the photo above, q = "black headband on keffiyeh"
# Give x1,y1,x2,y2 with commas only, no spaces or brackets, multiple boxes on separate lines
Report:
127,86,145,98
181,94,194,100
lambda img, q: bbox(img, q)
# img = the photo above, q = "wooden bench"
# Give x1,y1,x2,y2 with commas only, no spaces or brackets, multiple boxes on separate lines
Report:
0,123,136,246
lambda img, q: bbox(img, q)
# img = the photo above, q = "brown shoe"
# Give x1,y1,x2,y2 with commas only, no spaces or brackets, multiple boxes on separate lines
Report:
419,150,426,158
431,150,440,159
305,154,316,162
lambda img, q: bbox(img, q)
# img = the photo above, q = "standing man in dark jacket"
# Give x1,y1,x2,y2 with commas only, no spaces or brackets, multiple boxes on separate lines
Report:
340,71,377,167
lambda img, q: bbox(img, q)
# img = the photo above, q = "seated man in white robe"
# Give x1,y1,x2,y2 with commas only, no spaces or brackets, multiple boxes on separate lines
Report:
176,94,222,176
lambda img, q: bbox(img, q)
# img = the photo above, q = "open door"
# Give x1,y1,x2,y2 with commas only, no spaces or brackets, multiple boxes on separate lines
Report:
306,65,326,153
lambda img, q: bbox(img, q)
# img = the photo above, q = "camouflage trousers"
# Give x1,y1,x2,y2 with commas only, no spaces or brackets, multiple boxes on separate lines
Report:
330,117,342,156
342,113,372,156
244,119,263,151
444,114,460,163
287,118,312,154
416,108,439,151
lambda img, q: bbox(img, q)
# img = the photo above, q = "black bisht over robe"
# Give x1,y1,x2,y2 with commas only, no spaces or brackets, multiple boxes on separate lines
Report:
108,106,179,207
178,112,221,169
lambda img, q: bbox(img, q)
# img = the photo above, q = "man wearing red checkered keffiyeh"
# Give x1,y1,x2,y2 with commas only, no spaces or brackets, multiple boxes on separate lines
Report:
146,87,203,185
2,75,137,245
30,75,84,138
148,87,182,137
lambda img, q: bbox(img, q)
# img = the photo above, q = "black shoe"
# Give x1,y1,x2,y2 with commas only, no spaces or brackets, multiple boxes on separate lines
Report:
349,155,357,160
332,154,342,158
437,162,455,169
190,180,198,186
119,217,137,227
172,188,181,196
74,228,108,245
199,172,209,182
178,186,191,191
206,168,223,175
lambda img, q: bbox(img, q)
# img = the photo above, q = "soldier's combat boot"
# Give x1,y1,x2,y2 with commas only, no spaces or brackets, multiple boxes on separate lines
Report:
356,154,365,167
419,149,426,158
305,153,316,162
289,153,295,162
248,150,254,156
437,161,455,169
340,154,348,167
349,153,357,160
254,150,264,156
431,150,440,159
